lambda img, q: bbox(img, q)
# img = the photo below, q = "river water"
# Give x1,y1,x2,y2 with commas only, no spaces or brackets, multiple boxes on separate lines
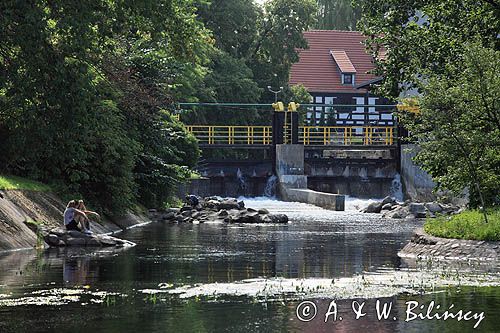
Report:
0,198,499,332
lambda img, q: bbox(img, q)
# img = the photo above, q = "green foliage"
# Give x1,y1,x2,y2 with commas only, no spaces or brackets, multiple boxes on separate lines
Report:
163,197,183,209
357,0,499,209
204,51,263,104
315,0,361,30
356,0,500,97
0,0,205,212
197,0,260,59
0,0,319,211
283,84,312,124
0,175,51,192
424,209,500,241
400,44,500,208
250,0,318,95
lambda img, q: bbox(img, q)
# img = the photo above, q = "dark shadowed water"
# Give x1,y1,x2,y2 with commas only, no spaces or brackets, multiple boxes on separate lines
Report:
0,198,499,332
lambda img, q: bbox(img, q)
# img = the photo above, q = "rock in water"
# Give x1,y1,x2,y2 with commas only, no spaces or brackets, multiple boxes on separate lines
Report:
149,196,289,224
266,214,288,224
381,196,395,205
408,203,426,218
381,203,394,211
362,202,383,213
46,234,60,246
219,199,241,210
43,230,135,248
425,202,443,213
66,237,87,246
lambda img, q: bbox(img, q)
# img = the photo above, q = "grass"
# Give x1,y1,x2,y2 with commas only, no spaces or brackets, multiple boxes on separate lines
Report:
0,175,52,192
424,209,500,241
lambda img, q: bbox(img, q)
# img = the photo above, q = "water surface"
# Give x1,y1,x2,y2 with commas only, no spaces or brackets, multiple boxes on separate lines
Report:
0,198,499,332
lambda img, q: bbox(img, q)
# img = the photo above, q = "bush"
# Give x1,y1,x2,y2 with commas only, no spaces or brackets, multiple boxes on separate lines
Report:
424,209,500,241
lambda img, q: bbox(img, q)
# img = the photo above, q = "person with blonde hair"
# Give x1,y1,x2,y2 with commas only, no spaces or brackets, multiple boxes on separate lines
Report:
63,200,90,232
75,200,100,234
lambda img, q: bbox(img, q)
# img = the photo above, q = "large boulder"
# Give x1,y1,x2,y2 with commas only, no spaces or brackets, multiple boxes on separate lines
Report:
43,229,135,248
219,199,241,210
66,237,87,246
382,203,394,211
408,203,426,218
383,206,410,219
362,202,383,213
265,214,288,224
425,202,443,214
45,234,61,246
162,212,176,221
381,196,395,205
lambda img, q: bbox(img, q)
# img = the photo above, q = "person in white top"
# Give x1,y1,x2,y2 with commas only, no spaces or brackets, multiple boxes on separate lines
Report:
75,200,100,234
63,200,90,233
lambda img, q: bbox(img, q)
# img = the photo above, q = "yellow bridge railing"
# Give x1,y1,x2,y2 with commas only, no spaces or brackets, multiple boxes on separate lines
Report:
185,125,272,145
185,125,396,146
300,126,395,145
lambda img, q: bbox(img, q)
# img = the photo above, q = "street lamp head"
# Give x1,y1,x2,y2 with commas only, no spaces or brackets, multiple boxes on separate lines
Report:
267,85,271,90
279,86,283,90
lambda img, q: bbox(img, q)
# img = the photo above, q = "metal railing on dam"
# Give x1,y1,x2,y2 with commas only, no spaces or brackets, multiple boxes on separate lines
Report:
185,125,396,147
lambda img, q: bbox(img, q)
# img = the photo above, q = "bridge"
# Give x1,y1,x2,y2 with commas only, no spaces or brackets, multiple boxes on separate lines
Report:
178,102,406,204
185,125,395,148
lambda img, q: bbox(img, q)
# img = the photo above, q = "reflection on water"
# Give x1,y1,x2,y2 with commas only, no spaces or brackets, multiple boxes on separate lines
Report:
0,199,499,332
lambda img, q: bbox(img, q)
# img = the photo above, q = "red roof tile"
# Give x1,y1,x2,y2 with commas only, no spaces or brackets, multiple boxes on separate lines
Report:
330,50,356,73
289,30,377,93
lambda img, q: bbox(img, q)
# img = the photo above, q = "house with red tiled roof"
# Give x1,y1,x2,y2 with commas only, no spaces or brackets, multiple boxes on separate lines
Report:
290,30,394,126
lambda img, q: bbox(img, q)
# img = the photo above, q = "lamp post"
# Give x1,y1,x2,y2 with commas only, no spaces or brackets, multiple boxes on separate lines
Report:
267,86,283,102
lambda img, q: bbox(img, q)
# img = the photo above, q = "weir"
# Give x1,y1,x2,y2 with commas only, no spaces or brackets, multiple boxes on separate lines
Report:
179,102,401,208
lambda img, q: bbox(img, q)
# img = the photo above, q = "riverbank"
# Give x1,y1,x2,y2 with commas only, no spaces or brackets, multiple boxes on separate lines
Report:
0,189,149,252
398,228,500,261
424,209,500,241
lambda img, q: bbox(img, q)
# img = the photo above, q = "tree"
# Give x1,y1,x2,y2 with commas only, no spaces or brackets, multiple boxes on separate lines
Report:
250,0,318,97
0,0,207,212
356,0,500,97
197,0,260,59
401,44,500,214
282,84,313,124
315,0,361,30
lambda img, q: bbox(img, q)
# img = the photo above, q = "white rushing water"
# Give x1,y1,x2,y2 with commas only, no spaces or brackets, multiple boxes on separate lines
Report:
239,195,379,213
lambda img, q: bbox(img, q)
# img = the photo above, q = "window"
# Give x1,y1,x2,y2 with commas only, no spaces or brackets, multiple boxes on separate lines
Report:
342,73,354,85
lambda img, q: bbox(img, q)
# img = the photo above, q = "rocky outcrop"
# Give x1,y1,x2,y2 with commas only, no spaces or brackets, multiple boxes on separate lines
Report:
399,228,500,261
150,197,289,224
0,189,147,251
360,196,462,219
42,228,135,248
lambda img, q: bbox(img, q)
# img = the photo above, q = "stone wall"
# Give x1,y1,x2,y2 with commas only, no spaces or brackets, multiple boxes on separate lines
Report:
398,228,500,261
400,144,436,201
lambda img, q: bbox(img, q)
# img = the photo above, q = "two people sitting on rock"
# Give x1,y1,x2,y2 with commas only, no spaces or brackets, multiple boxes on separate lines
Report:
64,200,100,234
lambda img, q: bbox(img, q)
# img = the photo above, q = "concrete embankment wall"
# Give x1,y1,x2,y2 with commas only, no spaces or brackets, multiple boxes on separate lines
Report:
0,190,148,251
284,188,345,211
400,144,436,202
275,144,345,211
177,177,269,198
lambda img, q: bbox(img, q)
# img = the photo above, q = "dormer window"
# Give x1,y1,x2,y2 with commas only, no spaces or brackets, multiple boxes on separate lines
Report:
331,50,357,86
342,73,354,85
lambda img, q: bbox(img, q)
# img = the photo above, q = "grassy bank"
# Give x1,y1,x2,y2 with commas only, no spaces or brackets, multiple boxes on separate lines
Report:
424,209,500,241
0,175,52,192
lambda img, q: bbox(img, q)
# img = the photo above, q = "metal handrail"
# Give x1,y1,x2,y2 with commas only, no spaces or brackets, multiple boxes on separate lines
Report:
185,125,396,146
